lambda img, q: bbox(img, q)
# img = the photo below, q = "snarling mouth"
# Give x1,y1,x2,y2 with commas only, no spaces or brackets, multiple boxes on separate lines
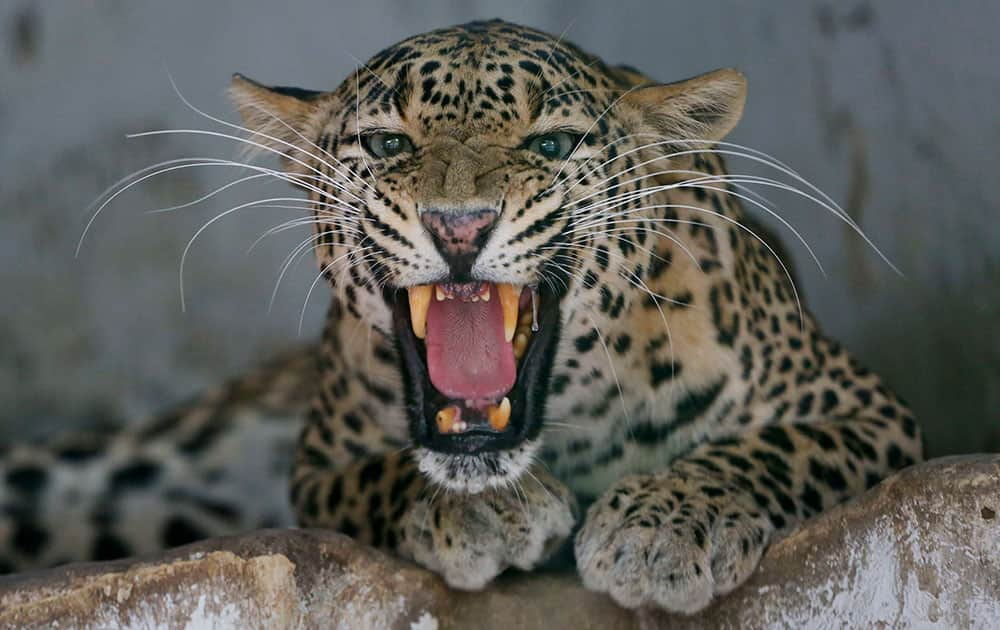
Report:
392,281,561,455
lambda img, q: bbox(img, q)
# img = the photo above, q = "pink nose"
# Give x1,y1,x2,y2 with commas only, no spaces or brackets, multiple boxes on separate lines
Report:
420,209,498,274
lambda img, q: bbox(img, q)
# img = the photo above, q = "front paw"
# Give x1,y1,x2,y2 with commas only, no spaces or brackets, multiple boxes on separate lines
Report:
399,468,577,590
575,473,773,613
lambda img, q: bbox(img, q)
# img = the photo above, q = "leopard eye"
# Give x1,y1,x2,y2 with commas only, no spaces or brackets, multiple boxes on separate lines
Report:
362,132,414,158
525,131,580,160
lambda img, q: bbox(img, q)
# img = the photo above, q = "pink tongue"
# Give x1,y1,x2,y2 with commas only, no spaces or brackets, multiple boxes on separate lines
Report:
425,286,516,400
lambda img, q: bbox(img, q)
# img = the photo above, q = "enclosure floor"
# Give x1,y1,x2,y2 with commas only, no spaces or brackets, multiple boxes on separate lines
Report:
1,456,998,629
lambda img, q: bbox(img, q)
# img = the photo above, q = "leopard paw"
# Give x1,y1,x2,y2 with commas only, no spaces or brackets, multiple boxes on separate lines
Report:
575,473,773,613
400,468,577,590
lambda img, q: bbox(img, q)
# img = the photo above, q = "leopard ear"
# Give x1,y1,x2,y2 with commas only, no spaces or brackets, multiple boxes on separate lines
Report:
228,73,327,167
620,68,746,144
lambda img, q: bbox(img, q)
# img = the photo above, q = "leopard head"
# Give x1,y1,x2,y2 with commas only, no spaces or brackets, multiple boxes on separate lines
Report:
230,19,745,492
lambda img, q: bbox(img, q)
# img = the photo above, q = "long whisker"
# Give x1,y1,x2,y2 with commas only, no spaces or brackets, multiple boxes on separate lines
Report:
268,230,328,309
146,172,369,218
145,172,273,214
86,153,338,234
346,52,396,96
549,85,642,186
274,232,366,313
178,195,331,310
354,68,378,189
125,128,360,202
543,421,598,433
558,136,898,274
541,56,603,97
299,245,377,333
249,215,365,255
175,191,371,313
166,70,374,193
589,310,631,432
555,211,703,273
536,18,576,82
85,156,215,218
572,135,859,231
565,172,824,277
546,244,680,402
79,158,251,256
578,201,805,329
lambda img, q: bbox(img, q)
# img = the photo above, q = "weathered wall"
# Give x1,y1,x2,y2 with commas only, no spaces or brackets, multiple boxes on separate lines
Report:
1,1,997,454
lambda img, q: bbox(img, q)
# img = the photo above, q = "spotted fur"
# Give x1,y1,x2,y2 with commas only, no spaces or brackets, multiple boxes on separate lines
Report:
0,20,921,614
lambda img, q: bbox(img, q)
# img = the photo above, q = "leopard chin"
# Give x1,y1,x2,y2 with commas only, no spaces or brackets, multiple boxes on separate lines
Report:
415,440,541,494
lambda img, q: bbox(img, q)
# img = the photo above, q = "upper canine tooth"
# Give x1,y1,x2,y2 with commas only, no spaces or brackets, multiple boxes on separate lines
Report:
435,285,446,302
496,283,520,342
488,397,511,432
407,285,432,339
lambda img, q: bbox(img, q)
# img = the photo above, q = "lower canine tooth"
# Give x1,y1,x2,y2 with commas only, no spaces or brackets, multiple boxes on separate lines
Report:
488,397,511,431
436,406,460,433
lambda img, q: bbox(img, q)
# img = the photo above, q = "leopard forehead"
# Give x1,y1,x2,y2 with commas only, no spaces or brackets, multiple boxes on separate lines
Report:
340,19,629,139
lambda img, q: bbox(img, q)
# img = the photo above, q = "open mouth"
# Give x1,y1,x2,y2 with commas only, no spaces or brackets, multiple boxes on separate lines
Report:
391,281,561,455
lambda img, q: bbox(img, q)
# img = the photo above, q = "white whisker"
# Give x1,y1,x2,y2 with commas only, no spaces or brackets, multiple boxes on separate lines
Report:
354,68,378,189
166,70,375,193
549,85,643,186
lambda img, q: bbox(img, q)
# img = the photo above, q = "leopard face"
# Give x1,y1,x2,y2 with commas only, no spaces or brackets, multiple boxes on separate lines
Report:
230,20,746,493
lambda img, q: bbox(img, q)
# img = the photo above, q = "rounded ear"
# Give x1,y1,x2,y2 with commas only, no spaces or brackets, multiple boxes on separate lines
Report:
620,68,747,144
227,73,328,167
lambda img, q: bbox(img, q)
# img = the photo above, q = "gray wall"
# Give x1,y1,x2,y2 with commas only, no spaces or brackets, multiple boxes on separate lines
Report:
1,1,997,455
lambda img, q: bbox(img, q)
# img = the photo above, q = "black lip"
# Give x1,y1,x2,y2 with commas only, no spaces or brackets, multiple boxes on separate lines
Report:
390,285,562,455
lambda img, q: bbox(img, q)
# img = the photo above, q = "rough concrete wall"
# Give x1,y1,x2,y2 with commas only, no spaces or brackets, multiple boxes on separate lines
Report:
1,1,997,453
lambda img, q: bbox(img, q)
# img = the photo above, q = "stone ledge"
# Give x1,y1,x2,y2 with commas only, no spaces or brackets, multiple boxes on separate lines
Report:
1,455,997,629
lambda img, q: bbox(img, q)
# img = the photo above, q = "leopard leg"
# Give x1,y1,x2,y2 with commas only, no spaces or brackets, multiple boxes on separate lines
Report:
292,409,577,589
398,463,578,589
576,413,922,613
291,449,422,550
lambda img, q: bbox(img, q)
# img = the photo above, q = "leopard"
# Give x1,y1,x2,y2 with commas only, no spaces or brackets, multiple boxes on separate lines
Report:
0,19,922,614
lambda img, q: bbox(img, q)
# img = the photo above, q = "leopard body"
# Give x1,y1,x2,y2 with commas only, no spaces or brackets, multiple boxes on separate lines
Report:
0,20,921,613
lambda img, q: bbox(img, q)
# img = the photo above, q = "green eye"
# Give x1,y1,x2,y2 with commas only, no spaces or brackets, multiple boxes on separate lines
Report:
363,132,414,158
525,132,580,160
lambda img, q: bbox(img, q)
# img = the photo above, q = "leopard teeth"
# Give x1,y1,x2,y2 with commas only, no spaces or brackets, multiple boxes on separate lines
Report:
407,285,433,339
436,406,460,434
496,283,521,342
487,397,511,432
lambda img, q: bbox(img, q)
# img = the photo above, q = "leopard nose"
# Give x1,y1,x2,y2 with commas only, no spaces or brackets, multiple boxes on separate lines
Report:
420,208,498,279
